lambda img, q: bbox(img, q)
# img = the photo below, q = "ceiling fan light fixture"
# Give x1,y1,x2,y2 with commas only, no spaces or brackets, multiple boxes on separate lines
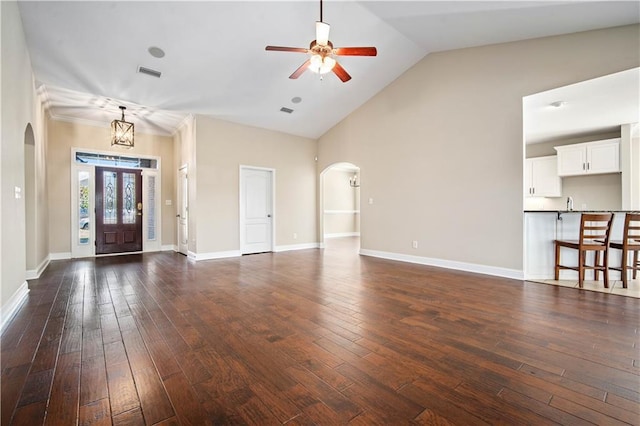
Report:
315,21,331,46
310,54,336,74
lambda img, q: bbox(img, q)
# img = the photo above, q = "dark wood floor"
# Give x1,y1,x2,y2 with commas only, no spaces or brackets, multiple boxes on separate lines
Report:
2,237,639,425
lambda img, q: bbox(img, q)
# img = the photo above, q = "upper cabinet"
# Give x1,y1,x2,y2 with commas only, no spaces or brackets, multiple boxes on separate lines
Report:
554,138,620,177
525,155,562,197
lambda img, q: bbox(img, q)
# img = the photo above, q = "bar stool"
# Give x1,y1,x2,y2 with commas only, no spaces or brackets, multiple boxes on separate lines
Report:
554,213,613,288
608,213,640,288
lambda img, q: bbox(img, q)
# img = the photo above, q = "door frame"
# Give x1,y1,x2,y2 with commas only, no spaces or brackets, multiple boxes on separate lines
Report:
70,148,162,258
239,165,276,255
177,165,189,256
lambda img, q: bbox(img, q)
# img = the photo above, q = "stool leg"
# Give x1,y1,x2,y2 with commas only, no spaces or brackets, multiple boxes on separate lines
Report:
554,243,560,281
603,248,609,289
634,249,638,280
595,251,601,281
578,250,584,288
621,248,628,289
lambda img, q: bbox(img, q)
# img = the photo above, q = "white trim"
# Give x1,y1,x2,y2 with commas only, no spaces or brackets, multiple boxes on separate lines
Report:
50,252,72,260
162,245,177,251
26,255,50,280
359,249,524,280
194,250,241,261
274,243,319,252
187,251,197,260
1,282,30,333
324,232,361,238
323,210,360,214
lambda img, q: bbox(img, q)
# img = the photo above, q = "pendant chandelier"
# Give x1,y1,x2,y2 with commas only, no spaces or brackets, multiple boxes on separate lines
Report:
111,106,134,148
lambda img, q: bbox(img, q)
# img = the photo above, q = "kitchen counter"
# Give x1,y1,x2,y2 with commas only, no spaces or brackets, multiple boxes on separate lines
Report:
524,211,632,280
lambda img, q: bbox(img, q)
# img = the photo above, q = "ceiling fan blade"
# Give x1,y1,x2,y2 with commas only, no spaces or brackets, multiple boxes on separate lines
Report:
332,61,351,83
265,46,309,53
316,21,330,46
289,59,312,79
333,47,377,56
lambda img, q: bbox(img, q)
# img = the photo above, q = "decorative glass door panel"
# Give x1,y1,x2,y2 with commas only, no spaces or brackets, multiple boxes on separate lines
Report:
95,167,143,254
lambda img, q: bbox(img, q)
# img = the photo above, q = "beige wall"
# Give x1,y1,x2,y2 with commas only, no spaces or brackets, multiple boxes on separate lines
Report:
318,25,640,274
194,115,317,254
323,168,360,236
1,0,45,311
47,119,175,254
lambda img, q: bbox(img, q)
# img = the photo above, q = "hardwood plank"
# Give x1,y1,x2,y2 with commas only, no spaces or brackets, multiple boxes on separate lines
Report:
163,372,212,426
80,355,109,405
17,368,54,407
45,351,81,425
105,361,140,416
1,364,31,425
131,367,175,424
112,407,145,426
79,398,111,426
11,401,47,426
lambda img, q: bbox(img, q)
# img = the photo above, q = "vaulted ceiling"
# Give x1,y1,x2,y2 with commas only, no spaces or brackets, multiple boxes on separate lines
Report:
17,1,640,138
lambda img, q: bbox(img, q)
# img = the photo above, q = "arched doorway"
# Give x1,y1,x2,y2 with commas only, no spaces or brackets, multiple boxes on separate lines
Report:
320,162,361,252
24,123,37,272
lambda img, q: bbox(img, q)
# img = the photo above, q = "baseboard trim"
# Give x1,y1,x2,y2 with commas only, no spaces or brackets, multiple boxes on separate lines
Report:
50,252,72,260
161,244,177,252
274,243,319,253
1,282,30,333
359,249,524,280
194,250,241,261
26,255,50,280
324,232,360,239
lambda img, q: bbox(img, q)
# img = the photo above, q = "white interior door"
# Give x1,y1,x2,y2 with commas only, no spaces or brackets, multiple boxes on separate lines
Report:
240,167,274,254
177,166,189,255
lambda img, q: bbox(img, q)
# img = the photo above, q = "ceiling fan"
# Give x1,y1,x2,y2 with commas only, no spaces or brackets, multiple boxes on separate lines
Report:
265,0,377,82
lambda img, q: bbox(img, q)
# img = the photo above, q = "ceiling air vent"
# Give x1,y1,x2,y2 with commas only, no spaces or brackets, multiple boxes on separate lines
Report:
137,66,162,78
280,107,294,114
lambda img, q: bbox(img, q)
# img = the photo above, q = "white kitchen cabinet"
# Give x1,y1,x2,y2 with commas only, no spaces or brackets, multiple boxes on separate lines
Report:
554,138,620,177
525,156,562,197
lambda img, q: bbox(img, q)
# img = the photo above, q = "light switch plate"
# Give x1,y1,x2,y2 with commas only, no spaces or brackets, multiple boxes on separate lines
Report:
165,200,172,205
14,186,22,199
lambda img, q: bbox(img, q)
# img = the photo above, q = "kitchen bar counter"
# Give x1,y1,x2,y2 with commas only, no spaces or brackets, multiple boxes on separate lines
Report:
523,211,634,280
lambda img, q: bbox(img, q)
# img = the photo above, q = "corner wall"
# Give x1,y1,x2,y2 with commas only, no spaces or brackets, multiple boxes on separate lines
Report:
194,115,317,256
318,24,640,277
1,0,43,326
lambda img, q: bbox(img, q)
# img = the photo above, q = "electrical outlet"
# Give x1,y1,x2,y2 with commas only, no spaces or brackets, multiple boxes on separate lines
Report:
368,198,374,205
412,240,418,249
581,203,587,210
293,233,298,240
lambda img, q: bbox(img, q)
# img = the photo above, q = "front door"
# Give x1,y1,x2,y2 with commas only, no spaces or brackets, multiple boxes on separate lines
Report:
240,167,273,254
95,167,143,254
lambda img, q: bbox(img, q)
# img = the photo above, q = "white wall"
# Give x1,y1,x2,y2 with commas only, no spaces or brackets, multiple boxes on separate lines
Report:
318,25,640,278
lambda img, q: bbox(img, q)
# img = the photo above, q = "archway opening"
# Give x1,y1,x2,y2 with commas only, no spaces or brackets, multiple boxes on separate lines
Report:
320,162,360,253
24,123,36,271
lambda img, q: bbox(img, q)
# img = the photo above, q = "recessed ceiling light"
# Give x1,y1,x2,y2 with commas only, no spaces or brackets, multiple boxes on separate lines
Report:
291,97,302,104
148,46,165,58
550,100,566,108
